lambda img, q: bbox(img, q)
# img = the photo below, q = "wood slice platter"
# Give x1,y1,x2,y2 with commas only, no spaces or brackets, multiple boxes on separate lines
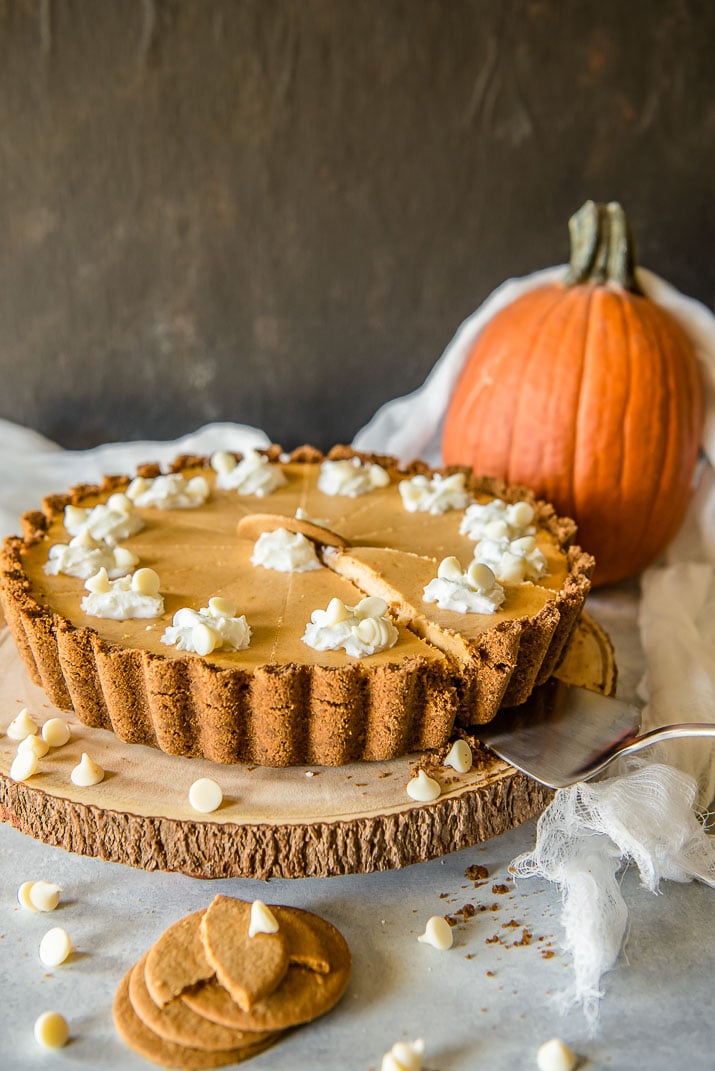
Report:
0,614,614,880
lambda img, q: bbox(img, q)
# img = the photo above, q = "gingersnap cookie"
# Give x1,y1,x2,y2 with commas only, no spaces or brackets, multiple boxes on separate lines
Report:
200,896,289,1011
277,906,334,973
129,953,278,1054
184,917,352,1032
145,910,214,1009
113,967,278,1069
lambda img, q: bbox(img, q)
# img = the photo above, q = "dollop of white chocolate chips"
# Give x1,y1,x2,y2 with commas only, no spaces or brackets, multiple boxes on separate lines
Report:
126,472,210,509
472,533,548,584
317,457,390,497
7,707,40,741
188,777,223,814
399,471,471,514
443,739,473,774
406,769,441,802
81,566,164,620
460,498,536,542
70,753,105,787
44,530,139,580
161,597,251,655
417,915,454,950
422,557,505,614
381,1038,425,1071
64,492,144,545
211,449,288,496
302,596,398,658
251,528,321,573
39,926,72,967
536,1038,579,1071
34,1011,69,1049
248,900,280,938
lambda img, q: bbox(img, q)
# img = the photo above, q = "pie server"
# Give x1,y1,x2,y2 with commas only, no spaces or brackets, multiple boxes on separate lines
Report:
475,678,715,790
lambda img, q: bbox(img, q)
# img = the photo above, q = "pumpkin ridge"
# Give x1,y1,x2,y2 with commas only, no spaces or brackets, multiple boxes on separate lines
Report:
564,283,601,526
505,285,578,492
445,286,565,476
638,300,701,553
618,295,666,563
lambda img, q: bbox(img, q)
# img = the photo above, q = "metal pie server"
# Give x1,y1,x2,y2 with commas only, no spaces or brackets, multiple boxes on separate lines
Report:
475,678,715,790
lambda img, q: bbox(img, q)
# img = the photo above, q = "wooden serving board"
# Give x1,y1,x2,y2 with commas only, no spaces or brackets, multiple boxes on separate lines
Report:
0,615,614,879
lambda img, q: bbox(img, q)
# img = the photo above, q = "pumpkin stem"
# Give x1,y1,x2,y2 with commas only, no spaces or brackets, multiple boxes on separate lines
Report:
565,200,643,294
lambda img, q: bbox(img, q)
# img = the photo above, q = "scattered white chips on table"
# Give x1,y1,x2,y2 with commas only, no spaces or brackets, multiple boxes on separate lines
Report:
417,916,454,950
33,1010,69,1049
39,926,72,967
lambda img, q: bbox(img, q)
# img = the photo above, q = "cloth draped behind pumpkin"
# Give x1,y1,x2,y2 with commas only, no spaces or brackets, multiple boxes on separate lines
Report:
355,263,715,1025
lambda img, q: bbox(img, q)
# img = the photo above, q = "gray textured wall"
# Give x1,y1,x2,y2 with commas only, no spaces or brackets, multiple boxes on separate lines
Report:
0,0,713,450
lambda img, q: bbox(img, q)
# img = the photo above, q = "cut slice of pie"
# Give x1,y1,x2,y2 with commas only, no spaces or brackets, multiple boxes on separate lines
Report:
0,445,594,766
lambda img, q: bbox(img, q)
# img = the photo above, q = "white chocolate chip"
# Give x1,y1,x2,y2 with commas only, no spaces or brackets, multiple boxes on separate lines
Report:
41,718,71,748
354,595,388,619
486,519,511,540
29,881,62,912
355,617,381,644
7,707,40,741
18,881,37,911
208,596,237,618
248,900,279,938
85,567,111,594
536,1038,579,1071
10,750,39,782
443,739,473,774
466,560,497,592
324,597,351,626
106,491,133,513
113,546,139,571
417,915,454,950
512,534,537,554
406,769,441,803
509,501,535,528
131,567,161,596
34,1011,69,1049
191,621,220,657
381,1038,425,1071
369,465,391,488
210,450,237,475
18,734,50,758
39,926,72,967
188,778,223,814
64,503,87,529
70,753,105,787
437,555,463,581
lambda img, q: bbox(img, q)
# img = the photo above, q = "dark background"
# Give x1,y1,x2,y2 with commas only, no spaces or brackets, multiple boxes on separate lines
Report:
1,0,713,451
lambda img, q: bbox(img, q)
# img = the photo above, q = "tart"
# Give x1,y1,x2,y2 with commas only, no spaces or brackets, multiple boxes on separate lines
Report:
0,446,593,766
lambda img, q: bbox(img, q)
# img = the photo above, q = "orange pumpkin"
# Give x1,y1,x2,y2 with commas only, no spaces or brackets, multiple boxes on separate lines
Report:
442,201,704,586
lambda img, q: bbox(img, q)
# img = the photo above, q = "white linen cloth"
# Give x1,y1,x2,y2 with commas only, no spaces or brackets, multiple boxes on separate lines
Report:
1,265,714,1026
356,264,715,1024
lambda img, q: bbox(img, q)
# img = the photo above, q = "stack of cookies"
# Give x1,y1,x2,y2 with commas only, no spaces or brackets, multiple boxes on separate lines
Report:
113,895,352,1068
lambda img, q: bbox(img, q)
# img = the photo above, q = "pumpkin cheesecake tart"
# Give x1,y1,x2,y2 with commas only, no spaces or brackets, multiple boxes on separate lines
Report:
0,446,593,766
